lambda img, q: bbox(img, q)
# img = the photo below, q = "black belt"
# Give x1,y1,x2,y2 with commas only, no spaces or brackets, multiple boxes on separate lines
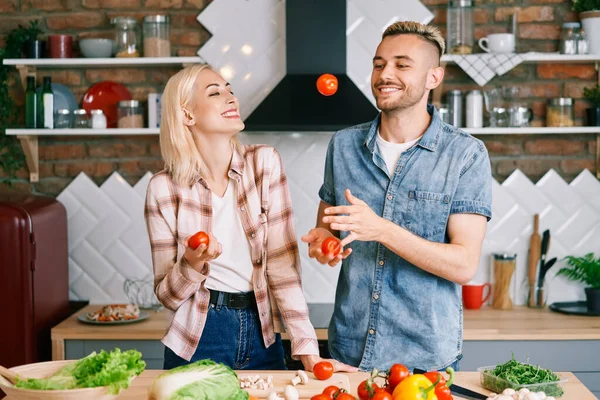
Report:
208,289,257,309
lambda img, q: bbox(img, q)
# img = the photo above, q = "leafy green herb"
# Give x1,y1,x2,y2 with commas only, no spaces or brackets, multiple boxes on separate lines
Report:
572,0,600,13
482,355,564,397
15,348,146,395
557,253,600,289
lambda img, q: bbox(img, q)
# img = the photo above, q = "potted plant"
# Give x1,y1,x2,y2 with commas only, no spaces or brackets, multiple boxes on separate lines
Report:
19,20,45,58
583,84,600,126
556,253,600,312
573,0,600,54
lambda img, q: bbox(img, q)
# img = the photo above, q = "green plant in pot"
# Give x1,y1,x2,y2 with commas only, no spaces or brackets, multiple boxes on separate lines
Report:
19,20,45,58
583,84,600,126
556,253,600,312
573,0,600,54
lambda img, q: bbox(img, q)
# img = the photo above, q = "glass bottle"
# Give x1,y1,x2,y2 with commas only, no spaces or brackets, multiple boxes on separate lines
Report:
40,76,54,129
559,22,578,55
143,15,171,57
25,76,37,129
447,0,473,55
90,109,107,129
577,28,589,54
111,17,140,57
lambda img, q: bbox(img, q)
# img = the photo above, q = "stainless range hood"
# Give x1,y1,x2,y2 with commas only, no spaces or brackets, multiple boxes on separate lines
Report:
243,0,379,132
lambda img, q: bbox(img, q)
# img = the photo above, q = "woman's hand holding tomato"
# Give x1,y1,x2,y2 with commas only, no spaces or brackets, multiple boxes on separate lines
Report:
184,231,222,272
301,227,352,267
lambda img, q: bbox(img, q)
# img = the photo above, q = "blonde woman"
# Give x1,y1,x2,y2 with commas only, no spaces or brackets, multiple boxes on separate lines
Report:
144,64,355,372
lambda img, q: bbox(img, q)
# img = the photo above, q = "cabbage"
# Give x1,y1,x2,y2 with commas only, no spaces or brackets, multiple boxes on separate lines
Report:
149,359,249,400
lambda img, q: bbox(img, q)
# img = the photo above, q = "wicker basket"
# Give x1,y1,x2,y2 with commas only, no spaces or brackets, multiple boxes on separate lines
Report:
0,360,120,400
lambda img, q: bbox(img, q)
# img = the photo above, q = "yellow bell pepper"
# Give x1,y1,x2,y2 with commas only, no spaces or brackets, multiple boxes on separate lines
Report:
392,374,438,400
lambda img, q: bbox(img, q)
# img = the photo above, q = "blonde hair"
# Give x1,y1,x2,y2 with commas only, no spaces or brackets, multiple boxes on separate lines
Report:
160,64,243,187
382,21,445,60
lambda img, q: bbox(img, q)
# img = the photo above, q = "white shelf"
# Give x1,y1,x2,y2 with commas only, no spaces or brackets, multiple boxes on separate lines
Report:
2,57,203,67
441,52,600,64
6,128,159,135
463,127,600,135
6,127,600,136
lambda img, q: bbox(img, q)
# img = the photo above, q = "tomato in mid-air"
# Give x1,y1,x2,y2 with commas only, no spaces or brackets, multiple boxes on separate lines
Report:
188,231,209,250
317,73,338,96
313,361,334,380
321,237,341,257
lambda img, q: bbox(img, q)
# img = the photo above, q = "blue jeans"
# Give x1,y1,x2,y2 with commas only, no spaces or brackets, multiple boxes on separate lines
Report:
163,303,286,370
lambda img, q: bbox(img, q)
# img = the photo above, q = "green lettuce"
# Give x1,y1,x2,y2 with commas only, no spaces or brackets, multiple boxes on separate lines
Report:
150,359,249,400
15,348,146,394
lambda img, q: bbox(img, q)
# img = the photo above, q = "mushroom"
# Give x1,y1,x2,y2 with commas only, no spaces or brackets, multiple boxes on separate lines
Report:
284,385,299,400
290,370,308,386
267,391,284,400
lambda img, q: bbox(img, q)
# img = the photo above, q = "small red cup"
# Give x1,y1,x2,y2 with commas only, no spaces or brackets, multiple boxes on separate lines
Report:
48,34,73,58
462,283,492,310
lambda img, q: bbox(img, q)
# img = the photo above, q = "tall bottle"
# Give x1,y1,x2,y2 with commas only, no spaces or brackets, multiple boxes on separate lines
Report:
40,76,54,129
25,76,37,129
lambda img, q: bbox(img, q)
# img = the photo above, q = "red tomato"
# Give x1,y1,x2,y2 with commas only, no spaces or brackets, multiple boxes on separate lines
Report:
313,361,334,380
321,237,341,257
188,231,209,250
322,385,340,399
423,371,446,386
336,394,356,400
316,73,338,96
371,390,393,400
357,380,379,400
387,364,410,389
311,395,332,400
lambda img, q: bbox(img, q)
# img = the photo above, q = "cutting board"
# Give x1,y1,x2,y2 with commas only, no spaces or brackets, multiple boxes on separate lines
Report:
239,371,351,398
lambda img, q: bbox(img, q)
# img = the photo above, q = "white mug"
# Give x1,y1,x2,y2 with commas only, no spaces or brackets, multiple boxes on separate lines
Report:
478,33,515,54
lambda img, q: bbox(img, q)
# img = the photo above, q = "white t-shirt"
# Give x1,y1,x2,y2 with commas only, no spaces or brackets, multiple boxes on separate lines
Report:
375,130,422,176
204,179,254,293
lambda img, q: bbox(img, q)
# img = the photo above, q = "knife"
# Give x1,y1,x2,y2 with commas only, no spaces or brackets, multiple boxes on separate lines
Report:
413,368,488,399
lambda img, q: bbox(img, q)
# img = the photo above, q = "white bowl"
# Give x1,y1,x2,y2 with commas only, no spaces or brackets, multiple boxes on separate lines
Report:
79,38,114,58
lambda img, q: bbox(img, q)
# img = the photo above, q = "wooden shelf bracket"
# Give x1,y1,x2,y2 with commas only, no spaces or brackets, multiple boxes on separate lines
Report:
17,135,39,182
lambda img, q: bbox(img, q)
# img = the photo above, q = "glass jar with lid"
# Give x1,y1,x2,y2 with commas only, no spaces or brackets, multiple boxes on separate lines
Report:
90,109,107,129
118,100,144,128
559,22,579,55
111,17,140,58
447,0,473,54
143,15,171,57
546,98,574,127
54,109,71,129
73,109,90,128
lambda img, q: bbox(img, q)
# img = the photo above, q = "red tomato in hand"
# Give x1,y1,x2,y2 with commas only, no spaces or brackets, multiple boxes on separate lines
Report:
321,237,341,257
188,231,209,250
387,363,410,389
322,385,340,399
358,380,379,400
313,361,334,380
317,73,338,96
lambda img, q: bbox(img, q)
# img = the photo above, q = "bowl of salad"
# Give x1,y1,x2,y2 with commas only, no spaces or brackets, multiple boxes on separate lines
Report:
0,349,145,400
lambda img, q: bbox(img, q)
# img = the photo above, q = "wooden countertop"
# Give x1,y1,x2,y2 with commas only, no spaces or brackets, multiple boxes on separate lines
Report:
114,370,596,400
52,304,600,343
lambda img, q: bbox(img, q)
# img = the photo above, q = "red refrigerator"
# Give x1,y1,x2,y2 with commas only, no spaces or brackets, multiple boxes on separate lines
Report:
0,194,70,367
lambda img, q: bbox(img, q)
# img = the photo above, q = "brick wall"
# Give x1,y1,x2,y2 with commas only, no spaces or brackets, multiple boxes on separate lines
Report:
0,0,598,195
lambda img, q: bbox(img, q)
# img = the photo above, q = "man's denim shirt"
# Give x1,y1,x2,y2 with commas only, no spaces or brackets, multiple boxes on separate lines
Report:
318,105,492,372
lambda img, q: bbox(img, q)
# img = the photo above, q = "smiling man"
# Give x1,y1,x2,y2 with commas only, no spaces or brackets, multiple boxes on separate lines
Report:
302,21,493,371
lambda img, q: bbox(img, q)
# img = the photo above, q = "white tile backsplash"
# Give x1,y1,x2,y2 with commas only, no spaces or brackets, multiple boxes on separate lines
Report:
57,134,600,307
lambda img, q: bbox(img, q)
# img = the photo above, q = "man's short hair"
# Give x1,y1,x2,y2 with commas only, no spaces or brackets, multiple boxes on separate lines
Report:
382,21,445,60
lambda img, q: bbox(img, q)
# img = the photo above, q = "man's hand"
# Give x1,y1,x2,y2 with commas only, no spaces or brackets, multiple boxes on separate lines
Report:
301,227,352,267
300,354,358,373
183,232,222,272
323,189,386,247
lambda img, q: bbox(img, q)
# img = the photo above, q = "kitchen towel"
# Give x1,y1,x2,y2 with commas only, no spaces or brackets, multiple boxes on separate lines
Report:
446,52,528,86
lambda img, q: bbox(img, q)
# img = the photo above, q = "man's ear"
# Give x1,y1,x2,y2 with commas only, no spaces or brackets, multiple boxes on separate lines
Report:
426,66,445,91
181,108,195,126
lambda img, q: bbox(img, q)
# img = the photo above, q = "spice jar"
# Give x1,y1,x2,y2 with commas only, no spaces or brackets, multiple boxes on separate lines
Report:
112,17,140,58
90,109,107,129
546,98,574,127
118,100,144,128
559,22,579,55
447,0,473,54
143,15,171,57
73,109,90,128
54,109,71,129
491,253,516,310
